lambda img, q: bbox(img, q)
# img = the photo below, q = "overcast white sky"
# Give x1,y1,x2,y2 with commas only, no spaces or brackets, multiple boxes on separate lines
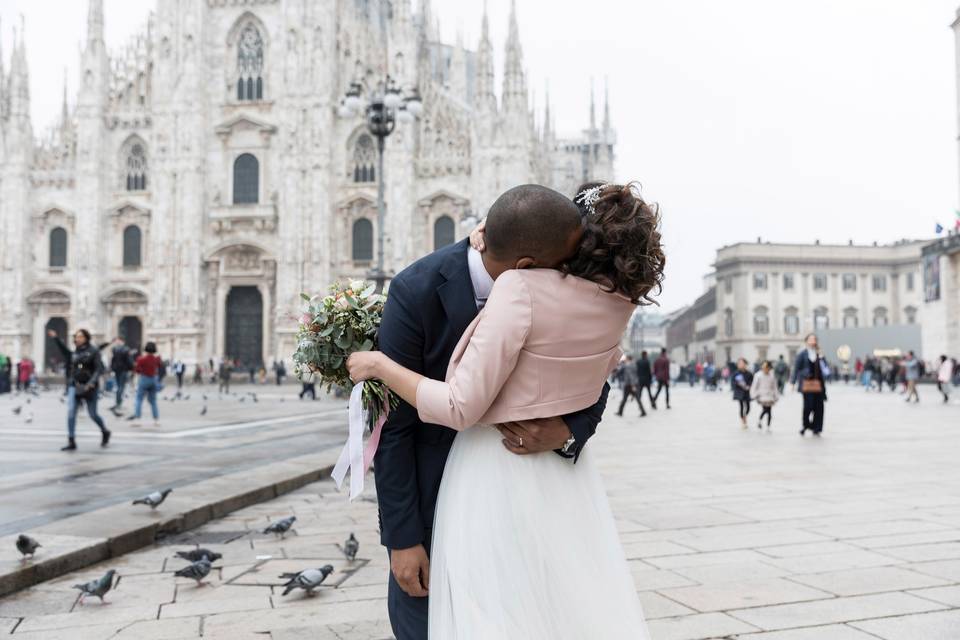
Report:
1,0,958,311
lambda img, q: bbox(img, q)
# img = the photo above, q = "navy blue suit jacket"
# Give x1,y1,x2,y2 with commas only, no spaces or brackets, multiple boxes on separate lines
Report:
374,239,611,550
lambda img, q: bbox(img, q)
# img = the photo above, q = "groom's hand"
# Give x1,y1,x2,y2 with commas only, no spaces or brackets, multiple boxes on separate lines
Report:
497,417,572,455
391,544,430,597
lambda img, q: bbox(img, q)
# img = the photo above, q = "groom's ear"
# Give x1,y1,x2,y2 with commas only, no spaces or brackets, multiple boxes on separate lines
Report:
515,257,536,270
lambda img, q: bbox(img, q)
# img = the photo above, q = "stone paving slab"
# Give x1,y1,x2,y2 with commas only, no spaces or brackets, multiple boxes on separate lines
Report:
0,386,958,638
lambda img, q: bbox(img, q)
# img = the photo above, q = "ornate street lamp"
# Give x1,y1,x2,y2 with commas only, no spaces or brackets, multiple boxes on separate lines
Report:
338,75,422,291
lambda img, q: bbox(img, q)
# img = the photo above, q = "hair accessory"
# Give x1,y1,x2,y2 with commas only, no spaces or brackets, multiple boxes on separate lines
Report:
574,185,605,216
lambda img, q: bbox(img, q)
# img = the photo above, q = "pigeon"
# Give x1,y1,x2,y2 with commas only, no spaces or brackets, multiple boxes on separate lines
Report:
202,394,208,401
16,534,41,558
183,395,190,401
132,489,173,509
174,557,212,586
74,569,117,604
25,414,33,424
263,516,297,538
280,565,334,596
200,405,208,416
250,393,258,403
59,396,65,404
12,406,22,415
239,396,246,403
343,533,359,561
175,548,222,563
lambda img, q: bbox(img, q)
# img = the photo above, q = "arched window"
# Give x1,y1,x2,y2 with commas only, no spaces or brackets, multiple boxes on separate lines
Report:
352,134,376,183
352,218,374,262
237,23,264,101
123,225,142,267
752,306,769,335
723,308,734,338
814,306,830,331
433,216,455,250
783,307,800,335
49,227,68,268
842,307,858,328
873,307,888,327
904,305,918,325
233,154,259,204
125,142,148,191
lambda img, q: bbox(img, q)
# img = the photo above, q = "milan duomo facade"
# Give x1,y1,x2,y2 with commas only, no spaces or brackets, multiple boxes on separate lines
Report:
0,0,616,371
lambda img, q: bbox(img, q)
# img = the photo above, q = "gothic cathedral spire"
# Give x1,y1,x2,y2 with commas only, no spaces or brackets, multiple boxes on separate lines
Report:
87,0,104,50
8,17,31,124
603,76,611,132
502,0,527,114
475,0,497,114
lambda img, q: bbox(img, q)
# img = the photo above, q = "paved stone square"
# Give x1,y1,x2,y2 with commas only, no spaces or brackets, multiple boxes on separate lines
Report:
1,384,959,639
0,382,347,535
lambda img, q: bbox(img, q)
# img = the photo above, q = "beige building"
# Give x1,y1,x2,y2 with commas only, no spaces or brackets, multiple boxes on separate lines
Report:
712,240,926,364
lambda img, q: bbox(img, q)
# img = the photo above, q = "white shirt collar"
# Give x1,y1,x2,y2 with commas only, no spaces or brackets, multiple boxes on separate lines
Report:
467,247,495,307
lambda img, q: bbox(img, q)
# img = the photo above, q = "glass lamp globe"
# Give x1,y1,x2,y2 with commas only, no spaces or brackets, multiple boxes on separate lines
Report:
337,104,353,118
397,109,414,123
384,89,403,109
405,98,423,116
344,93,363,110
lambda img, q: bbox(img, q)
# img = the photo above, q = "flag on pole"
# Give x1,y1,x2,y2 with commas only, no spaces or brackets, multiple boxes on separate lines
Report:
936,223,944,235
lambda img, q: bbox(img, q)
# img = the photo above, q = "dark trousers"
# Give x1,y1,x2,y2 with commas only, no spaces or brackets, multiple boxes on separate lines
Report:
637,382,656,406
653,380,670,407
738,398,750,418
801,392,824,433
299,383,316,400
617,384,646,416
386,539,431,640
759,404,772,426
114,370,128,407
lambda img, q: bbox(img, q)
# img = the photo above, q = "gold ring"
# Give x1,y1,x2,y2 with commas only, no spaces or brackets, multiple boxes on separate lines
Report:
518,437,524,448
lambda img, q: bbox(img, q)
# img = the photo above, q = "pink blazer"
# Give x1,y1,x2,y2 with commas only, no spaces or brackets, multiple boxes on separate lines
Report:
416,269,635,429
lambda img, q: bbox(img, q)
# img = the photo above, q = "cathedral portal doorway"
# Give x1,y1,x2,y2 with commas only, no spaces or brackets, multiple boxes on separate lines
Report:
119,316,143,351
225,286,263,369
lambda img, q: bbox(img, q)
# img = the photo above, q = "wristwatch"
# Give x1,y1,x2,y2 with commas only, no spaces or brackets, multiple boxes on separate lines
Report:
560,433,577,456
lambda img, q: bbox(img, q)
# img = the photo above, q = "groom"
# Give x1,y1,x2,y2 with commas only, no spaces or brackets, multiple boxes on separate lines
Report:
375,184,611,639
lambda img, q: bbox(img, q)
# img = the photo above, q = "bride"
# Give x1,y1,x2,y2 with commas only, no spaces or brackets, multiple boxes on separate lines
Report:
347,182,664,639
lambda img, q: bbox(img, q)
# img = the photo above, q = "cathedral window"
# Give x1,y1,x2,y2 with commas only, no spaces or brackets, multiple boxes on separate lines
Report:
352,134,376,183
433,216,455,251
233,154,260,204
123,225,142,267
237,23,264,101
125,143,148,191
49,227,68,268
352,218,374,262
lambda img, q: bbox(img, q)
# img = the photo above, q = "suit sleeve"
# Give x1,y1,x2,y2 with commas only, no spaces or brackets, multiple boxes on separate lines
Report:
416,271,532,430
559,382,610,462
374,277,428,550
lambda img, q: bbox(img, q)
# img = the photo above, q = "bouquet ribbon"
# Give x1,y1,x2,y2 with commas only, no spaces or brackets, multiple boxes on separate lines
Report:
331,384,388,500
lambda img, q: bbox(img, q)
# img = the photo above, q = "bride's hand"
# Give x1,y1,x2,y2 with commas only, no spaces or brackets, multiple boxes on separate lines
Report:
347,351,382,383
469,218,486,252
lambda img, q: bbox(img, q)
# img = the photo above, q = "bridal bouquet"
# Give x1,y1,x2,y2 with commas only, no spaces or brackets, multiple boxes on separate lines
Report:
293,280,395,499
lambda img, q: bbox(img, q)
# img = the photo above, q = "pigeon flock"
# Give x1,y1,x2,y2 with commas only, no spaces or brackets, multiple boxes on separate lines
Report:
15,522,362,603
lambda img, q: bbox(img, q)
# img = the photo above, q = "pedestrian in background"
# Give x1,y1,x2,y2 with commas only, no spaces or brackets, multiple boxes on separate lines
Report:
733,358,753,429
751,360,779,430
636,350,657,408
218,358,232,394
0,353,11,394
174,360,186,391
17,356,34,392
192,363,203,385
48,328,111,451
299,370,317,400
128,342,162,427
652,348,671,409
616,355,647,418
774,355,790,394
903,351,921,403
938,355,955,404
793,333,829,437
109,338,133,416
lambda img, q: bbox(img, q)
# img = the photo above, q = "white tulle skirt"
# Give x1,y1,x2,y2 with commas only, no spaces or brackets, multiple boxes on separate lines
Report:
428,425,650,639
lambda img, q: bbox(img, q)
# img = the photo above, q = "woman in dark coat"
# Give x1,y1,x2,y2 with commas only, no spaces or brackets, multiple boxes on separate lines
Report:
49,328,111,451
792,333,829,437
732,358,754,429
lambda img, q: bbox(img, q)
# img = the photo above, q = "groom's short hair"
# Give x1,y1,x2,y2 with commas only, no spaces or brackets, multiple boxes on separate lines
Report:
485,185,581,262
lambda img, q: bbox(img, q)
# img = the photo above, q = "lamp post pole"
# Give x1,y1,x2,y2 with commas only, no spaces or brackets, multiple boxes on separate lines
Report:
339,77,422,292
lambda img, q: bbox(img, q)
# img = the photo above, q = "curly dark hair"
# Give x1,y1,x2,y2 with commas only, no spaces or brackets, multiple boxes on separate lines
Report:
563,181,666,305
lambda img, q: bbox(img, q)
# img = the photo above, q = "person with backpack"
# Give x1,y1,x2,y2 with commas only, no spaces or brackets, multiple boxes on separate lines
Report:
109,338,134,415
